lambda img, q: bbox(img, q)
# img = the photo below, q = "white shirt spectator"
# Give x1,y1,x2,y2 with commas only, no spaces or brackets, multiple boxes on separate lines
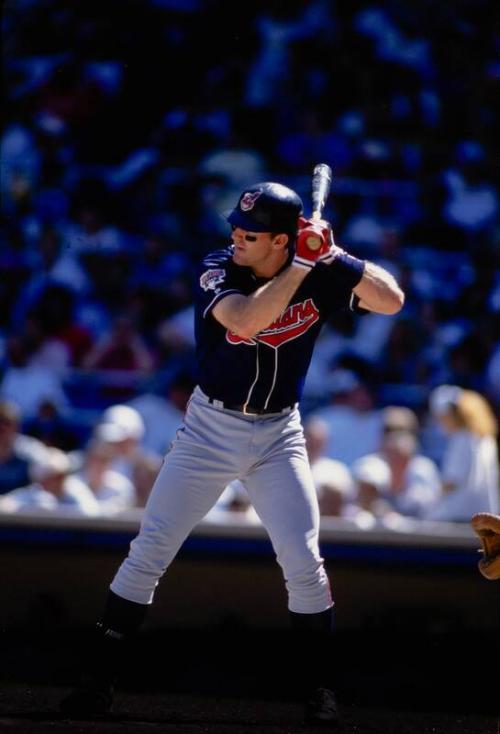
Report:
388,453,441,517
0,445,100,516
312,457,355,517
360,450,441,519
314,402,383,467
0,477,100,516
73,470,136,514
128,393,185,455
426,430,499,520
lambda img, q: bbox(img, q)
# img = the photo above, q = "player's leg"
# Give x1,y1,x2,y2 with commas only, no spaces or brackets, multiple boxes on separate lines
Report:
243,416,331,615
60,447,233,715
61,394,243,715
242,411,338,724
110,438,233,604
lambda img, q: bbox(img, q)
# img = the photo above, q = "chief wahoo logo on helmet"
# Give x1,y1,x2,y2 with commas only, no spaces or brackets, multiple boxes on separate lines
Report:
240,191,262,211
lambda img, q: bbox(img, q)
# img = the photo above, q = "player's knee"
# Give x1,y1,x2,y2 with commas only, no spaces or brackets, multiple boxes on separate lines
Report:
283,557,331,611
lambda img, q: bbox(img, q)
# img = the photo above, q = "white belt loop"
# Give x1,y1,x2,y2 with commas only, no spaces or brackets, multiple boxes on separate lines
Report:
213,399,224,409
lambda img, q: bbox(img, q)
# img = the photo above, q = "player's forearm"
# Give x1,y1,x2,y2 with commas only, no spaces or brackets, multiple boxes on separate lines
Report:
353,261,405,315
230,265,308,338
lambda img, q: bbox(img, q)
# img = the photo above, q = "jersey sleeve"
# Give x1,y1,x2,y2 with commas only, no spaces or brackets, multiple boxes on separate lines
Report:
312,250,366,315
195,251,244,319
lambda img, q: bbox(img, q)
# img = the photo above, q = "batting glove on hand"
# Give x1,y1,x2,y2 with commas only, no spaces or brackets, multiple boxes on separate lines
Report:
292,217,343,270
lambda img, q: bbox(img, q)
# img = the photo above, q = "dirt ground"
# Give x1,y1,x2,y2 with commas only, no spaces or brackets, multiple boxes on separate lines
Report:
0,628,498,734
0,684,498,734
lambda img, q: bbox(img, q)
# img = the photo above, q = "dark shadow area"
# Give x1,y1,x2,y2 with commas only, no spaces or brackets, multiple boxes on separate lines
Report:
1,625,498,716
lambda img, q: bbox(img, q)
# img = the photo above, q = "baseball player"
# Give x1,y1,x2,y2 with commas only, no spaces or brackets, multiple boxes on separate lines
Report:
61,181,404,725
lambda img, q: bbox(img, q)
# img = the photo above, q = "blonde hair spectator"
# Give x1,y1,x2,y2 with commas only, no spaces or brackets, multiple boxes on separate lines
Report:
447,390,497,438
427,386,499,521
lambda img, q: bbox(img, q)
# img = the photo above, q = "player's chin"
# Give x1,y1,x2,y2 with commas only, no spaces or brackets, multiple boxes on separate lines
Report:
232,248,247,263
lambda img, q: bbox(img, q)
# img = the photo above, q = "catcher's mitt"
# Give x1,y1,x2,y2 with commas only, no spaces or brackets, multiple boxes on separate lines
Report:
471,513,500,581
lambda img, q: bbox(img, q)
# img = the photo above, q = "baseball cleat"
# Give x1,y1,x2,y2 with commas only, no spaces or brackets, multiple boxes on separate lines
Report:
59,675,114,718
304,687,340,726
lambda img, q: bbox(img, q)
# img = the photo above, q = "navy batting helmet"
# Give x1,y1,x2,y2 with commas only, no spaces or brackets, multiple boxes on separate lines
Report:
227,182,303,234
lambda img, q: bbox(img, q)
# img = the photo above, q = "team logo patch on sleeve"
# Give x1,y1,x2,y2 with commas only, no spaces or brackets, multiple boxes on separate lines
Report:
200,268,226,292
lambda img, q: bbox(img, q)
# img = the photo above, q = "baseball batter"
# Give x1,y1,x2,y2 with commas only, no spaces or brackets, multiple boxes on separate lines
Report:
61,180,404,725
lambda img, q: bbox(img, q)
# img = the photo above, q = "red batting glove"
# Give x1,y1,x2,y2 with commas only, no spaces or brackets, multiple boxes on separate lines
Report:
292,217,333,271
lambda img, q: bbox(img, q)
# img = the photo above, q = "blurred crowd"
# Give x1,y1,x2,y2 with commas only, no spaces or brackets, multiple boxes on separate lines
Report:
0,384,498,524
2,0,499,525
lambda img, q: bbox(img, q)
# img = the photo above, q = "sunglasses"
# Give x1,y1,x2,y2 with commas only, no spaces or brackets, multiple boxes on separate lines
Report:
231,225,259,242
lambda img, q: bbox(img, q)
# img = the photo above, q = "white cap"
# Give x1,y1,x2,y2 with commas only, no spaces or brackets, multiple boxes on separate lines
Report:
313,460,354,498
351,455,391,492
29,447,72,482
429,385,463,416
95,422,130,443
99,405,145,441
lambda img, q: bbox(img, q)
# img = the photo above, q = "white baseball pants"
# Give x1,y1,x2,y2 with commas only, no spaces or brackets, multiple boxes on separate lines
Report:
110,386,332,614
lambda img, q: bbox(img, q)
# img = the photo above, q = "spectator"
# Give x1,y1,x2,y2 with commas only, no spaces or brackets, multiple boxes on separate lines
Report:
316,468,355,518
94,404,161,484
0,446,99,515
2,0,499,500
128,370,196,456
381,431,441,518
426,386,499,521
0,400,46,495
360,406,442,519
83,316,155,374
23,398,82,451
441,142,498,243
312,370,383,466
303,415,354,516
131,453,162,508
0,337,68,419
82,316,156,402
346,454,393,528
74,439,136,514
208,480,260,524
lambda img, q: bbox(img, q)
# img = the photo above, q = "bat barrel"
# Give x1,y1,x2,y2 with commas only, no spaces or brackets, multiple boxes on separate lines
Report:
311,163,332,219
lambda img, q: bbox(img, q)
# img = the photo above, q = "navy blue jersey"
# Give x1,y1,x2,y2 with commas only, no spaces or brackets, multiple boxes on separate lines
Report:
194,246,365,411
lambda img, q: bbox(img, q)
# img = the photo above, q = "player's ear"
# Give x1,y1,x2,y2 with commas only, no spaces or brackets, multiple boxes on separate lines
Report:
272,233,289,250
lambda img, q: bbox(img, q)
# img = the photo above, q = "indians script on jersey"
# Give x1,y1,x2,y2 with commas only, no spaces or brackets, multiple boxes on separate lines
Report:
226,298,320,347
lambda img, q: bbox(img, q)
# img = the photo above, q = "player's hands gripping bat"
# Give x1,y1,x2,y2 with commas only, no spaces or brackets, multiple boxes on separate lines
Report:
293,164,334,270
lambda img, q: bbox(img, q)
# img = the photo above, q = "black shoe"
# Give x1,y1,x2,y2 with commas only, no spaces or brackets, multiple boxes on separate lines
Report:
59,675,114,718
304,687,340,726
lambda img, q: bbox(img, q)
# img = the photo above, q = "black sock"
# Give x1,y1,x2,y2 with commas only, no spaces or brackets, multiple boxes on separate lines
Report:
81,591,149,687
100,590,149,637
289,607,335,694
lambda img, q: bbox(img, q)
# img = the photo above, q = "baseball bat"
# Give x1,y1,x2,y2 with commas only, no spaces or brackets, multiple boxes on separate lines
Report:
299,163,332,251
311,163,332,220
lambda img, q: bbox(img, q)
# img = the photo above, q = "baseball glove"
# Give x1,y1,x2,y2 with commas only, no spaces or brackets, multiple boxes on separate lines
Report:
471,512,500,581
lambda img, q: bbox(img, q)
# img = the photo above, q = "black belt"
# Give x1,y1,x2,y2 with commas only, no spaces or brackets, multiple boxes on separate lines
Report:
207,397,293,415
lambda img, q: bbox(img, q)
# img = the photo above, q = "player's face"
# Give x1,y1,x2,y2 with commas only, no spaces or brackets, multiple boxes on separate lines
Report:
230,226,282,268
